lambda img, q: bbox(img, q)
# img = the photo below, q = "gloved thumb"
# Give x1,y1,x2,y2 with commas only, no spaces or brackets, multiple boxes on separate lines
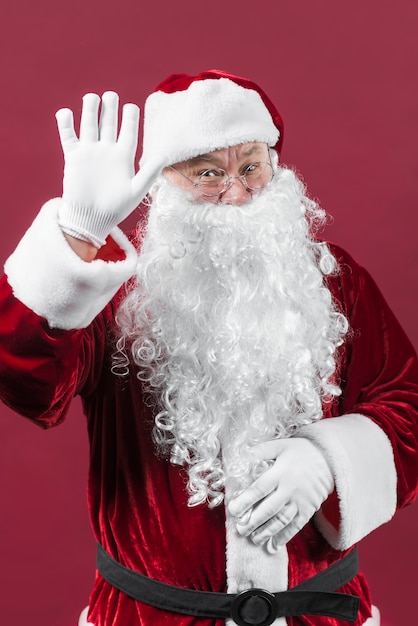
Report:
131,158,167,205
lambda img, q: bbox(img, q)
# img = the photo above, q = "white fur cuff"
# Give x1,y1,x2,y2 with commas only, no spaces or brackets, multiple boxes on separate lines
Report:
4,198,138,329
299,414,397,550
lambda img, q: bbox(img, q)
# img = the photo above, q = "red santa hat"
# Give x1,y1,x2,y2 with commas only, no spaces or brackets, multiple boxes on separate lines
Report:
140,69,284,169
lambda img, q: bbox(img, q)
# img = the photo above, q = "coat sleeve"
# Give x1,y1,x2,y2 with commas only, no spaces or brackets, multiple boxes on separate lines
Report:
0,274,90,427
299,245,418,549
0,198,138,427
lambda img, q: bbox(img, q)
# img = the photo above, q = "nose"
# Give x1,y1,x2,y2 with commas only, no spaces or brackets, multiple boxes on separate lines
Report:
219,177,252,205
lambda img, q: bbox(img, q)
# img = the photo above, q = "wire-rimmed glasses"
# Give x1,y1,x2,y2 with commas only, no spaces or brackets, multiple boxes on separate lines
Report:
169,160,274,197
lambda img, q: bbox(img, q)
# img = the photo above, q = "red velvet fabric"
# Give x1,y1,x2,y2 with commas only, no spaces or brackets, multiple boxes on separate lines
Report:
0,243,417,626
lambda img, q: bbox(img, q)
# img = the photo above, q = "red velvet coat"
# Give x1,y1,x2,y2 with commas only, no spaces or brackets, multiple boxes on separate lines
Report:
1,234,417,626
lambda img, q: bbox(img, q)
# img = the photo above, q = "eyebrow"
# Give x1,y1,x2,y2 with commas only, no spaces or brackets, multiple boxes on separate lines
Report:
187,153,218,165
241,144,265,157
188,144,265,165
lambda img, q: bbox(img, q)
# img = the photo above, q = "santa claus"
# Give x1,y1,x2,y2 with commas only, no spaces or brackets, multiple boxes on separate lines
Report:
0,70,417,626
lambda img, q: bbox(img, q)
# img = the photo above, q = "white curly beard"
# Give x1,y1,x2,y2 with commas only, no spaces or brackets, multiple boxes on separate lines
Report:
115,166,348,506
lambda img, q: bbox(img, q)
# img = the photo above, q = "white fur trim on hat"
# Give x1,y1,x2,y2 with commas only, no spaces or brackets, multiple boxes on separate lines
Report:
4,198,138,330
298,414,397,550
140,78,280,168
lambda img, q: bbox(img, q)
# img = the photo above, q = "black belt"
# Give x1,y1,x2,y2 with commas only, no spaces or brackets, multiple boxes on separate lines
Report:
97,543,360,625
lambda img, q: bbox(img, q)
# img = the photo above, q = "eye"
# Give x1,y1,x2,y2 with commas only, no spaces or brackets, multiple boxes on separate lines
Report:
243,162,261,175
199,168,225,178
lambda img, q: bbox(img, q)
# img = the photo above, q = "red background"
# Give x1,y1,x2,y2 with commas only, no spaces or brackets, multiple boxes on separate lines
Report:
0,1,417,624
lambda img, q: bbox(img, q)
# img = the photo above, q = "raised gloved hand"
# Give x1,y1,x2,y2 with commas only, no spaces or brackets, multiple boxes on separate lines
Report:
56,91,163,248
228,438,334,552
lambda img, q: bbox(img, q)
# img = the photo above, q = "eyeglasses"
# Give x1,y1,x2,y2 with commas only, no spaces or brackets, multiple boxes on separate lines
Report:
168,160,274,197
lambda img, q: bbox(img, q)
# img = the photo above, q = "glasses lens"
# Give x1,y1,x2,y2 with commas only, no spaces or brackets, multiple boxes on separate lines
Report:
244,162,273,190
195,162,274,196
198,169,228,196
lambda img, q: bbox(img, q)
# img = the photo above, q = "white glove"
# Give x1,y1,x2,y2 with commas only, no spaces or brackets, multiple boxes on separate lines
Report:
228,438,334,551
56,91,162,248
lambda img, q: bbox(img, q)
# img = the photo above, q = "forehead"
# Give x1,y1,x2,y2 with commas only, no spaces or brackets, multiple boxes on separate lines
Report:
174,142,267,168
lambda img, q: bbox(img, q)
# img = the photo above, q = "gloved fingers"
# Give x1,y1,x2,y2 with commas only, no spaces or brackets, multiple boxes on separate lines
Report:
249,501,299,546
79,93,100,142
99,91,119,143
118,103,140,155
234,487,288,537
55,108,77,152
228,462,280,520
265,511,310,552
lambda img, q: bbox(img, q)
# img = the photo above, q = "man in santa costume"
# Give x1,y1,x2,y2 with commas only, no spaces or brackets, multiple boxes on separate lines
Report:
0,70,417,626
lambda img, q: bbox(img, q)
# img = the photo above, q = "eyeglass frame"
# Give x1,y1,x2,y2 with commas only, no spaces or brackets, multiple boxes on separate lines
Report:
168,151,275,197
